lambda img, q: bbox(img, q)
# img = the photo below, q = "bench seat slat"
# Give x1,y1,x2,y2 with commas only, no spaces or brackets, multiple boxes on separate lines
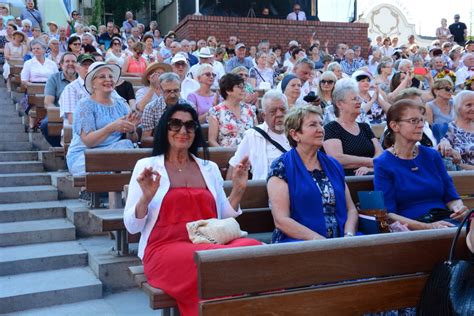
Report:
142,283,177,309
196,229,467,299
201,274,428,316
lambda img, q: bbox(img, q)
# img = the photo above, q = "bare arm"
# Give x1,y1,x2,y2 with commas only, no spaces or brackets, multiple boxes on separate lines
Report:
268,176,325,240
44,95,55,108
207,115,220,147
323,138,374,169
136,87,158,112
80,117,135,148
388,213,453,230
468,220,474,253
425,104,434,126
344,183,358,235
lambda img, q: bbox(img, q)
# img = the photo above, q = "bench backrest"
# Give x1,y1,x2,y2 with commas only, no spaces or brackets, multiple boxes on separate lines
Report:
27,83,45,95
196,229,468,315
84,147,236,193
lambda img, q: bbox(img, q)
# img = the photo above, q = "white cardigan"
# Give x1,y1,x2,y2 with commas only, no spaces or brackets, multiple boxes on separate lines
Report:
123,154,242,259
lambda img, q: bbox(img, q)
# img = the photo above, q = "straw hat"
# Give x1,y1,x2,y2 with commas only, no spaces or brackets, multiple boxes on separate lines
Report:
84,62,121,94
142,62,172,86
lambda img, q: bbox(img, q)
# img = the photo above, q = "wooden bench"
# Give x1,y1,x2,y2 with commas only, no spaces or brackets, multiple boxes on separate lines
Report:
9,64,23,93
128,170,474,314
129,229,469,315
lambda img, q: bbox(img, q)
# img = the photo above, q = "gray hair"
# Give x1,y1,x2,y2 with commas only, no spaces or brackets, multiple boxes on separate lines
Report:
294,57,315,69
261,89,288,113
231,66,248,74
332,78,359,117
327,61,341,72
21,19,32,27
159,72,181,86
29,39,47,51
462,53,474,63
454,90,474,118
398,58,413,70
195,63,214,78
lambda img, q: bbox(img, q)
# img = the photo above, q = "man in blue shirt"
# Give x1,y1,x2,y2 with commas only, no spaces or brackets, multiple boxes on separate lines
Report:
98,21,115,51
40,53,78,147
225,43,253,73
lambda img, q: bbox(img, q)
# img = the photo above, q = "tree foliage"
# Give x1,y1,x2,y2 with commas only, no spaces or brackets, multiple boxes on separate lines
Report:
104,0,150,24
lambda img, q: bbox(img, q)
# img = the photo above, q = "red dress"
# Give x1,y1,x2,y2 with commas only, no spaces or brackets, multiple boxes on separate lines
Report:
143,187,261,316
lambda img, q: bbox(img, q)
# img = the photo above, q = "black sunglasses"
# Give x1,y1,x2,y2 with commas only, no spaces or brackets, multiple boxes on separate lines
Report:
167,118,198,133
320,80,335,85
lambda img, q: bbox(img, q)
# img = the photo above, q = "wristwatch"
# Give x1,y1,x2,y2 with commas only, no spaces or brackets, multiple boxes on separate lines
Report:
344,232,354,237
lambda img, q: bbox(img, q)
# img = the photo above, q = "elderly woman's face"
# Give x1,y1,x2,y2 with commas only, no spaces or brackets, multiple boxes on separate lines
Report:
435,83,453,99
226,82,246,101
285,78,302,100
339,91,362,116
332,66,342,79
320,77,335,92
293,113,324,148
92,68,116,94
198,69,215,85
167,111,196,151
31,44,44,56
391,107,424,142
459,95,474,120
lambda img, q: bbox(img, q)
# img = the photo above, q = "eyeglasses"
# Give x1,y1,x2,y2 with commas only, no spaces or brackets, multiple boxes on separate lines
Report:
174,62,187,67
348,96,363,103
162,88,180,95
398,117,425,125
203,72,216,77
438,87,453,92
94,74,115,80
320,80,334,85
167,118,198,133
235,83,245,90
72,43,81,46
112,42,121,46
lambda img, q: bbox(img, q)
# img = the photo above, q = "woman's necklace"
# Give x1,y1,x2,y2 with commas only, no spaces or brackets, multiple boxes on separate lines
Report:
392,145,419,171
170,160,189,172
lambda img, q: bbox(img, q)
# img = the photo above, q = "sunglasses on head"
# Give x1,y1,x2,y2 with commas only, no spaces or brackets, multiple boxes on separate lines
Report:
167,118,198,133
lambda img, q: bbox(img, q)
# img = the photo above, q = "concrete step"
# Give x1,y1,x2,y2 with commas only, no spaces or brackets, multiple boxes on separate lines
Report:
0,123,25,132
0,199,84,223
3,115,23,124
0,241,88,276
0,132,29,142
0,173,51,187
0,267,102,313
0,161,44,174
0,142,32,151
0,185,57,204
12,288,156,316
0,218,75,247
0,151,38,162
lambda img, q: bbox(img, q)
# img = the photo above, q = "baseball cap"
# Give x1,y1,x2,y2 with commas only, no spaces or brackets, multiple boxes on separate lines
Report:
236,43,246,50
77,54,96,65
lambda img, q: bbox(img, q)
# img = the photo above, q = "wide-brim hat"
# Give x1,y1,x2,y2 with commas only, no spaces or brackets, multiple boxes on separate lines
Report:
12,31,25,42
84,62,121,94
47,21,58,28
142,62,172,86
197,47,213,58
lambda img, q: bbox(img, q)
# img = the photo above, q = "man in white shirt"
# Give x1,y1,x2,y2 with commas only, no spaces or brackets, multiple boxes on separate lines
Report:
286,4,306,21
170,53,199,100
227,90,290,180
58,54,96,125
455,53,474,88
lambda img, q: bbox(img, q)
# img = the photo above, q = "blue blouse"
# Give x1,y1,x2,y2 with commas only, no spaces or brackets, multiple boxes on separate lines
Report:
374,146,459,220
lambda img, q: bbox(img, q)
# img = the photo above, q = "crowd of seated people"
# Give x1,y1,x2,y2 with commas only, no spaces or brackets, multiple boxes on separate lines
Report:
2,11,473,315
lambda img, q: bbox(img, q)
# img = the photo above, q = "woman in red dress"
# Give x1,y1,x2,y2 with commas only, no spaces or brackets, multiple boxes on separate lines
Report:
124,103,261,316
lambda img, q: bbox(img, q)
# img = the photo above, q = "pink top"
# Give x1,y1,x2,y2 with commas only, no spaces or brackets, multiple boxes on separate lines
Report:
126,56,147,74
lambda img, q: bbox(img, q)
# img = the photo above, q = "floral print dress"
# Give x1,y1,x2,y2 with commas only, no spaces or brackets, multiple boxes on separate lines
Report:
445,122,474,166
208,102,256,147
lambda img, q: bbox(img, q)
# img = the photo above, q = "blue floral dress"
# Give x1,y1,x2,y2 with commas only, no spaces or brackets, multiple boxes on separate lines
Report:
66,97,134,176
268,155,340,242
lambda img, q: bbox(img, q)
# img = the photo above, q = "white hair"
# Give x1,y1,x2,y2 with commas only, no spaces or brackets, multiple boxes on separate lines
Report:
21,19,32,27
332,78,359,104
454,90,474,118
195,63,214,78
261,89,288,113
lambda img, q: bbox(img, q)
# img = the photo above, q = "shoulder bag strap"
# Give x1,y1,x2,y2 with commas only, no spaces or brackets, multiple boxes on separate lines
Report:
252,67,266,82
253,126,287,153
448,208,474,262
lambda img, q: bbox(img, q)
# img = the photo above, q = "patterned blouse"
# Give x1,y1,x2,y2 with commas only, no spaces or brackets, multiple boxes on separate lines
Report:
445,122,474,166
208,102,256,148
268,155,340,241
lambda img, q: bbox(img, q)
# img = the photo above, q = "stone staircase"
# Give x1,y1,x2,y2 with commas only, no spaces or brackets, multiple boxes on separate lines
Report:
0,89,103,313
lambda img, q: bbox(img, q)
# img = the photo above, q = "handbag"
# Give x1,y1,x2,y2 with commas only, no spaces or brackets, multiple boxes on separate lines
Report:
417,209,474,316
417,208,453,223
186,217,248,245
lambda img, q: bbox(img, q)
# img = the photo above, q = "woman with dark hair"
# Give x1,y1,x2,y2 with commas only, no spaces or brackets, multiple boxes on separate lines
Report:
374,99,468,230
124,103,260,316
141,34,158,64
208,73,257,147
67,35,82,56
